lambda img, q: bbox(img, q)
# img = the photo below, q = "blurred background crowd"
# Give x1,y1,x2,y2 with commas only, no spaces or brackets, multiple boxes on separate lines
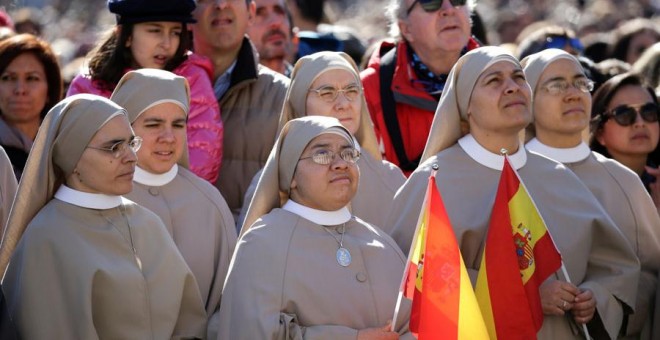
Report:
0,0,657,87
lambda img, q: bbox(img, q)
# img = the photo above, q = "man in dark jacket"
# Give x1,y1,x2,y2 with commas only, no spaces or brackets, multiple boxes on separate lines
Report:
192,0,290,221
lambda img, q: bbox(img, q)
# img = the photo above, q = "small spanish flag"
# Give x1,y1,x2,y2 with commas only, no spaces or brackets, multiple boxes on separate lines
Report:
475,156,562,339
400,171,488,339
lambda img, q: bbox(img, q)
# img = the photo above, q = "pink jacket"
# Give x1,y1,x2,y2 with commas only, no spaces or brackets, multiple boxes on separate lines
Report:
67,53,223,183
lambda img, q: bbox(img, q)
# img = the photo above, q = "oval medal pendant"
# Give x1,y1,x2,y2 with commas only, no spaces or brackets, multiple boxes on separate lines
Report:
336,247,351,267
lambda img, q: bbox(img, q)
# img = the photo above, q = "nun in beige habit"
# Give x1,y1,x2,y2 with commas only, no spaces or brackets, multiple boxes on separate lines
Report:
0,146,17,233
0,94,207,339
387,46,640,339
111,69,237,339
237,52,404,233
522,49,660,339
219,116,412,339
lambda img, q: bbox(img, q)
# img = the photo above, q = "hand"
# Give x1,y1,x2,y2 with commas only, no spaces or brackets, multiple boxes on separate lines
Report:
571,289,596,324
357,322,399,340
539,279,579,316
645,166,660,211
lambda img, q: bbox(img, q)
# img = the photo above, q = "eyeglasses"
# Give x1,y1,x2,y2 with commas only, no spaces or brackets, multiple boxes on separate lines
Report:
299,148,361,165
542,78,594,95
309,84,361,103
406,0,467,16
87,136,143,158
543,36,584,54
600,103,659,126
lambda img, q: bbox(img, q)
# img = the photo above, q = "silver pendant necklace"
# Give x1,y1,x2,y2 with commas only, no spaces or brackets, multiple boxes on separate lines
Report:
323,223,351,267
100,204,143,271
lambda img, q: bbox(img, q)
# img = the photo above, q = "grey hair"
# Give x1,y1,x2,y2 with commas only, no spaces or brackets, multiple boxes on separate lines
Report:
386,0,477,38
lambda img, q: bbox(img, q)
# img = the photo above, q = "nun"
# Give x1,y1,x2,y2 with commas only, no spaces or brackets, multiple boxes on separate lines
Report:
522,49,660,339
0,94,207,339
387,46,639,339
110,68,237,339
219,116,412,339
237,51,404,233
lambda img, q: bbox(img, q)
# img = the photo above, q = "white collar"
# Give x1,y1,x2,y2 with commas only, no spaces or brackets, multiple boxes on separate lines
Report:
526,138,591,163
282,200,352,226
458,134,527,170
133,165,178,186
54,185,123,209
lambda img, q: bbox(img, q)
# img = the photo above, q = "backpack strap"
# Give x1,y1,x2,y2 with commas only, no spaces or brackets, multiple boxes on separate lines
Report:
379,48,421,171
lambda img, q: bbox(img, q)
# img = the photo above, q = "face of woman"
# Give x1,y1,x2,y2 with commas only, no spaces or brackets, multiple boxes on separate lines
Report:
596,84,659,160
467,61,532,137
290,133,359,211
305,69,362,135
0,53,48,126
532,58,592,138
70,115,138,195
127,22,182,69
132,102,187,174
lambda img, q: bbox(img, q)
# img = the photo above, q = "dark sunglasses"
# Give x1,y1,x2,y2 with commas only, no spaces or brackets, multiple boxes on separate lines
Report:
543,36,584,54
601,103,659,126
406,0,467,16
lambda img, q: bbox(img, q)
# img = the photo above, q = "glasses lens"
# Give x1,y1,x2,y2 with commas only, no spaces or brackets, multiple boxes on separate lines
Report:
130,137,143,152
342,85,360,101
317,87,337,102
611,106,638,126
418,0,443,12
639,103,660,123
340,148,360,163
575,79,594,93
312,150,333,165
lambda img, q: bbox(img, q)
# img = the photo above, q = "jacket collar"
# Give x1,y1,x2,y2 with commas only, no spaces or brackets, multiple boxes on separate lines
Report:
228,36,259,90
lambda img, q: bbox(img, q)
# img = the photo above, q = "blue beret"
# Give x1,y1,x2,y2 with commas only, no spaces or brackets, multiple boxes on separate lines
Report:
108,0,197,24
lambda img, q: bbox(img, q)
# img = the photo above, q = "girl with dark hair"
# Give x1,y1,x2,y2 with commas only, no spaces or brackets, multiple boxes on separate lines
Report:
590,72,660,210
67,0,223,184
0,33,62,179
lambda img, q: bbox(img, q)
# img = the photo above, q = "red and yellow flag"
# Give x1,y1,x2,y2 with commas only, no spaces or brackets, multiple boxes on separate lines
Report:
401,173,488,339
475,157,562,340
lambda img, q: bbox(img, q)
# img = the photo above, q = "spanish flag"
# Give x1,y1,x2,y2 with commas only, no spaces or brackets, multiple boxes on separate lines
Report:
399,172,488,339
475,157,562,339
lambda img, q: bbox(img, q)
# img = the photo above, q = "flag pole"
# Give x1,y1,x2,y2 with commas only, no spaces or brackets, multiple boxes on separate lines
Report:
390,168,436,331
560,264,592,339
503,154,591,340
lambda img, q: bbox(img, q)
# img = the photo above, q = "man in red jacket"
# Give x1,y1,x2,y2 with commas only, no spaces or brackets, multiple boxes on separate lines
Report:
361,0,480,175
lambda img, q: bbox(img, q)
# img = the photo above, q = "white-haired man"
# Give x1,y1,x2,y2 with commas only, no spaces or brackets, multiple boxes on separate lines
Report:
361,0,480,175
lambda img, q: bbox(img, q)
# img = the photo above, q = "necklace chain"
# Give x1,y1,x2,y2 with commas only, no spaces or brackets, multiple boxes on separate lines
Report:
322,223,346,247
100,204,142,271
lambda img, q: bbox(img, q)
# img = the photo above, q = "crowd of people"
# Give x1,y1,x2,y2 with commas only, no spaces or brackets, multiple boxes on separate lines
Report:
0,0,657,339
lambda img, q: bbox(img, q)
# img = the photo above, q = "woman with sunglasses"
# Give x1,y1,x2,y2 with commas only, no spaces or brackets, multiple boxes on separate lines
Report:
388,46,639,339
523,49,660,339
219,116,411,339
0,94,207,339
590,72,660,211
238,51,405,234
111,69,237,339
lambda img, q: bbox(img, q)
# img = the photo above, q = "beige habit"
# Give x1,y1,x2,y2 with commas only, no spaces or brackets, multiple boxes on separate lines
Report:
220,116,412,339
0,146,17,234
237,52,404,233
0,94,207,339
388,47,640,339
111,69,237,339
522,49,660,339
